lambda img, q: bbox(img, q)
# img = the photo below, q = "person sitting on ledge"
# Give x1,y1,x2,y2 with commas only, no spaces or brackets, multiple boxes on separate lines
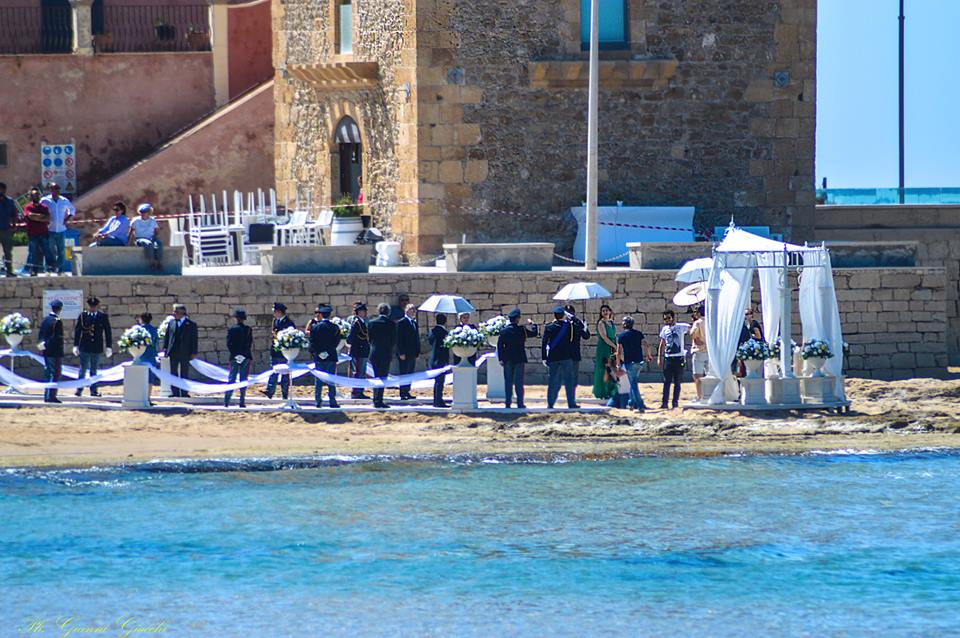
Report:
129,203,163,271
91,202,129,247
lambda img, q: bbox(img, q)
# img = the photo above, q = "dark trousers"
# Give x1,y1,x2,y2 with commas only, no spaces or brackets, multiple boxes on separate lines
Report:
0,228,13,275
398,356,416,397
370,357,390,405
662,357,685,407
314,359,337,406
266,358,289,399
44,356,61,401
350,356,368,398
503,361,525,407
170,357,192,397
27,234,54,274
433,372,446,406
224,359,250,406
76,351,100,395
547,359,577,408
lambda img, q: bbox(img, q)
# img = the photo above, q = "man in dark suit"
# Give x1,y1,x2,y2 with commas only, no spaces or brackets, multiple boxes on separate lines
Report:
427,313,450,408
162,303,199,398
38,299,65,403
346,302,370,400
368,303,397,409
224,308,254,409
541,306,577,409
395,303,421,400
266,302,295,400
73,296,112,397
309,304,342,409
497,308,539,409
563,305,590,407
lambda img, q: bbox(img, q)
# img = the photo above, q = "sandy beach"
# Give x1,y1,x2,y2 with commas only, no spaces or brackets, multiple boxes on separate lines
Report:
0,374,957,468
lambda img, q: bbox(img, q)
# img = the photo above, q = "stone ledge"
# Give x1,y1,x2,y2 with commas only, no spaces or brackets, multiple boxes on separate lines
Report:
528,57,678,89
627,242,711,270
444,243,555,272
261,245,371,274
77,246,184,276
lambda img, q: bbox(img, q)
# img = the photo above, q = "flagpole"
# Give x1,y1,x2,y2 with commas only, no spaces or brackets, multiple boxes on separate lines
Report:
584,0,600,270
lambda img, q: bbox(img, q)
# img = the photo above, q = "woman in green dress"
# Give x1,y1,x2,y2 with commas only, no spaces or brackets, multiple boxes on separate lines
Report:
593,304,618,399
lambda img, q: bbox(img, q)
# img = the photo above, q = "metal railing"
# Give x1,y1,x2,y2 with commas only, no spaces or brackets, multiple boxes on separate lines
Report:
95,4,210,53
0,5,73,55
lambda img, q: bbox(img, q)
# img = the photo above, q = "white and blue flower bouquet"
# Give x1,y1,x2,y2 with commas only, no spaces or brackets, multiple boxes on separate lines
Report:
736,338,771,361
118,325,153,353
0,312,31,336
801,339,834,360
275,326,309,350
443,325,485,349
479,315,509,338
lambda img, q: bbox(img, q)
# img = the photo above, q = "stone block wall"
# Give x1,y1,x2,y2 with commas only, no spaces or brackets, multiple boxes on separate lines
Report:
0,267,947,383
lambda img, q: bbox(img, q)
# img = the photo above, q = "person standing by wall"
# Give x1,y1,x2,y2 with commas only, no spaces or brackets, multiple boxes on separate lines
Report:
688,305,708,401
23,189,54,276
224,308,254,409
428,313,450,408
265,302,295,400
542,306,577,409
616,316,651,412
308,305,341,409
0,183,18,277
563,305,590,408
395,303,420,400
368,303,397,409
40,182,74,274
38,299,65,403
657,309,691,410
346,302,370,400
592,304,617,400
497,308,539,409
162,303,198,398
73,296,112,398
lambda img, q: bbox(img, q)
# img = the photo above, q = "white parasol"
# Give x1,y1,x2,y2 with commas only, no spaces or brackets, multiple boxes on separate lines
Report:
418,295,476,314
675,257,714,284
553,282,613,301
672,282,707,307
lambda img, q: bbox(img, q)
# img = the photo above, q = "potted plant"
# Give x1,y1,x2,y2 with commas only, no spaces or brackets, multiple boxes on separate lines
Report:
800,339,834,377
118,325,153,362
479,315,508,348
331,317,350,351
443,325,485,365
154,17,176,42
736,338,770,378
186,25,208,50
331,194,363,246
0,312,31,350
274,326,308,363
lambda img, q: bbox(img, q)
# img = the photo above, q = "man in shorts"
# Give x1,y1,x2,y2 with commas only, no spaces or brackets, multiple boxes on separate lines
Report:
688,305,708,401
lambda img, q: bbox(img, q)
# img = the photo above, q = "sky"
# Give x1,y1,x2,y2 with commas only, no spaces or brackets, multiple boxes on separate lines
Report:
816,0,960,188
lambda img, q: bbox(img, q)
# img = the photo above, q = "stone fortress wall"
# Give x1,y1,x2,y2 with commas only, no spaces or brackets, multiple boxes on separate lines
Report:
273,0,817,256
0,267,948,384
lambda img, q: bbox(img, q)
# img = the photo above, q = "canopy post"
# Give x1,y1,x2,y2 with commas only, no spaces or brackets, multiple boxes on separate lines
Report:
779,248,794,379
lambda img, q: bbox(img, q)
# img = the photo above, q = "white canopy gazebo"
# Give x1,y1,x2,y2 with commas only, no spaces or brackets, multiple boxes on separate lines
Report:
698,225,848,409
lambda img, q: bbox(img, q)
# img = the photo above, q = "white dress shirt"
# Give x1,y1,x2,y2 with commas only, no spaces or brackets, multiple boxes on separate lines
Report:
40,195,76,233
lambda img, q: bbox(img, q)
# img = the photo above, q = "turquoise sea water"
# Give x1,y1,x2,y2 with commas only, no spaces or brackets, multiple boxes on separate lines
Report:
2,452,960,637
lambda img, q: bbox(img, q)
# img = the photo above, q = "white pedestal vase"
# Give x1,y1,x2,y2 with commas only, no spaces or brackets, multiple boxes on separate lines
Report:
281,348,301,410
331,217,364,246
158,357,172,398
699,376,722,404
128,345,146,363
2,333,25,395
740,377,767,406
123,363,151,408
453,365,478,410
743,359,764,379
806,357,827,378
484,335,504,400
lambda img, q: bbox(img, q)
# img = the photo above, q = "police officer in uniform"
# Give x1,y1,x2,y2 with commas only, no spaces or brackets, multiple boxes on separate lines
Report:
38,299,65,403
266,302,295,400
309,305,342,409
541,306,578,409
496,308,539,409
73,296,113,397
427,313,450,408
346,302,371,400
368,303,397,409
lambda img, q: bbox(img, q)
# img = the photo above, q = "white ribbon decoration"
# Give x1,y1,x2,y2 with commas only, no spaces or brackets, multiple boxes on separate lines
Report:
0,361,127,390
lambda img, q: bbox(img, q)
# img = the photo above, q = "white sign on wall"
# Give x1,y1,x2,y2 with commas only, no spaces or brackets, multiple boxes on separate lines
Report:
40,142,77,194
43,289,83,321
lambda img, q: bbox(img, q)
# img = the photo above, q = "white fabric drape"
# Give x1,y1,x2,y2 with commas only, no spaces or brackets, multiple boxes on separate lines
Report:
757,252,783,375
798,249,846,400
705,252,755,404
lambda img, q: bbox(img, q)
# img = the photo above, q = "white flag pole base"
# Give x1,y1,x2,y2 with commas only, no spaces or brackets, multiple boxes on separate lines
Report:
158,357,172,398
123,363,151,408
453,365,478,410
485,356,505,400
